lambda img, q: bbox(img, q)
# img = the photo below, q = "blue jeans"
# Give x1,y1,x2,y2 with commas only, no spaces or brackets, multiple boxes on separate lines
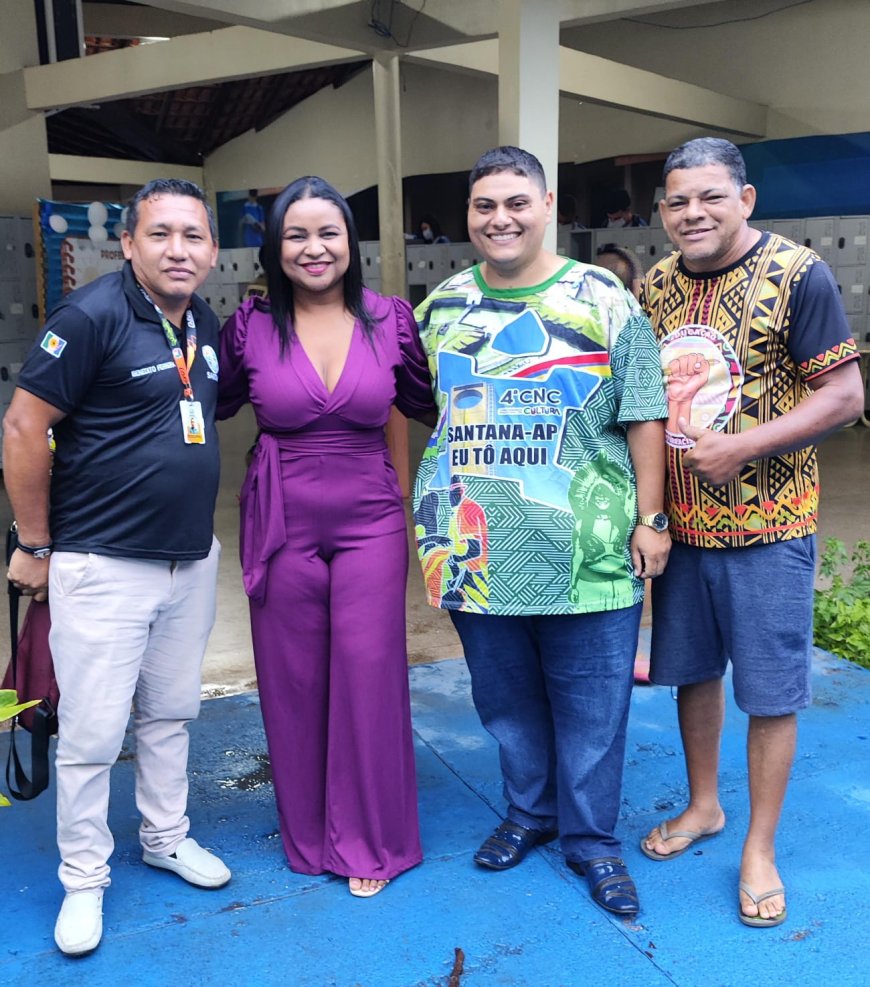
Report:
450,605,641,862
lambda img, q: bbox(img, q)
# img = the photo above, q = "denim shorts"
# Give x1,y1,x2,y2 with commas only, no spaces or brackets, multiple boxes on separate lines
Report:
650,537,816,716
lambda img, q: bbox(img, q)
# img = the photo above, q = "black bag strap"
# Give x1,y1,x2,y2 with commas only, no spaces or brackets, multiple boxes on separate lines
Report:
5,523,51,801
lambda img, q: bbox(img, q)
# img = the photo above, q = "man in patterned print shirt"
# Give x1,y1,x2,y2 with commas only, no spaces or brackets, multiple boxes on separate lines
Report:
413,146,670,916
640,138,863,928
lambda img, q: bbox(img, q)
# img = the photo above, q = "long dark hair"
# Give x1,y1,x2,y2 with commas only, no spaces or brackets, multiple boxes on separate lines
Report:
263,176,376,354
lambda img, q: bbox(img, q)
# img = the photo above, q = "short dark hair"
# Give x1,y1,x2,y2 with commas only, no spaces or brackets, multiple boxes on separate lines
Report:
263,176,376,355
662,137,747,190
604,189,631,215
419,214,443,238
469,146,547,195
557,194,578,220
248,189,258,198
126,179,216,240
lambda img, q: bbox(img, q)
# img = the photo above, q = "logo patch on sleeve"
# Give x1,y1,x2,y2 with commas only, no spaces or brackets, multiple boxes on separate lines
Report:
40,331,68,358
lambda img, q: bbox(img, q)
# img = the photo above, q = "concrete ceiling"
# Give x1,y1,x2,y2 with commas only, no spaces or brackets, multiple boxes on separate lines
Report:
32,0,763,165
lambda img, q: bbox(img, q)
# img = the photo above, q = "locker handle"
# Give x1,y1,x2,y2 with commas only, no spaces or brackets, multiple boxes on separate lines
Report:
839,237,846,249
0,367,8,382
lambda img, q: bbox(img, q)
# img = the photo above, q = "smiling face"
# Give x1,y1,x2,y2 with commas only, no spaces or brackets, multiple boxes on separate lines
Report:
659,163,758,273
121,194,217,323
467,170,554,287
279,195,350,299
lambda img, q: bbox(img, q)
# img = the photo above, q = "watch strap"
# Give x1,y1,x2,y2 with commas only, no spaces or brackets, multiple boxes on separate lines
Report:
638,512,668,531
15,539,53,559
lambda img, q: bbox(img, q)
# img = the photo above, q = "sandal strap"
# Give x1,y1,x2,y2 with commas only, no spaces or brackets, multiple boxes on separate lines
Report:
739,882,785,906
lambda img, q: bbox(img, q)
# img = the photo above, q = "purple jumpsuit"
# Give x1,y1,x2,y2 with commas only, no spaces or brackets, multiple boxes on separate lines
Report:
217,290,434,879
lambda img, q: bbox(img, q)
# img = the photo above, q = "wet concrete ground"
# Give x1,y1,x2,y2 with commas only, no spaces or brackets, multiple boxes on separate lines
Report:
2,631,869,987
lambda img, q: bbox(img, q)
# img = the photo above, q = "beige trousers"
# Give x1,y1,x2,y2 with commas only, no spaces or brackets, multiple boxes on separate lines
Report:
48,539,220,892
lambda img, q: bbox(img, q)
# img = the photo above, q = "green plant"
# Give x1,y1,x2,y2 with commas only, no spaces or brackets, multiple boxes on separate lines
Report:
814,539,870,669
0,689,40,807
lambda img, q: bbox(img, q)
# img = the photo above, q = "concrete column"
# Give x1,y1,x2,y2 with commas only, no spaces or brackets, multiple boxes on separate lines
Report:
498,0,560,250
372,53,411,495
372,52,405,295
0,1,52,214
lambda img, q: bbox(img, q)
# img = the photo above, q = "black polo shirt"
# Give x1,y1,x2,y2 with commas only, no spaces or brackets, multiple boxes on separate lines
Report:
17,262,221,561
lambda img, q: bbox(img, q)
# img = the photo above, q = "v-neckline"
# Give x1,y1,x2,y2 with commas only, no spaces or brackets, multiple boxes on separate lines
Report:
295,322,357,398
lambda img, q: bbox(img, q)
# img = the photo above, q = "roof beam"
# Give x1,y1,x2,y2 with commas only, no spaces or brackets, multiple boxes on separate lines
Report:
135,0,354,26
112,1,730,40
557,0,728,28
24,26,364,111
48,153,204,186
410,38,767,138
561,44,767,137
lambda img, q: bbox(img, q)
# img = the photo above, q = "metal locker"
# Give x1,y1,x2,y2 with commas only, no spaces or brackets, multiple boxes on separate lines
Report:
771,219,805,245
835,217,870,268
804,217,838,265
836,265,868,315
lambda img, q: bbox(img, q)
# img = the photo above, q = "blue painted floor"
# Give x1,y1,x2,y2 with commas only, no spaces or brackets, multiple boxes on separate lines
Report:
2,634,869,987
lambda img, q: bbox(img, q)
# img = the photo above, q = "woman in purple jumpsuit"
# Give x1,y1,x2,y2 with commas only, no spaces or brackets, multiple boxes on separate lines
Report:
217,177,434,897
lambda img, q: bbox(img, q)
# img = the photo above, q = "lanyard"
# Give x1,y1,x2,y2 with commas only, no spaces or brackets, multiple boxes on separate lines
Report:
138,285,198,400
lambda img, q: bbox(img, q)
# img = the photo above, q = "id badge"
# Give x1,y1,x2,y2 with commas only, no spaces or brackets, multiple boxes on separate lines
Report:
180,400,206,444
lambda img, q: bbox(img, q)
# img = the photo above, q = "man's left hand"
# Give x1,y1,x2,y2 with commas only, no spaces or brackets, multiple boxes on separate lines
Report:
679,417,747,486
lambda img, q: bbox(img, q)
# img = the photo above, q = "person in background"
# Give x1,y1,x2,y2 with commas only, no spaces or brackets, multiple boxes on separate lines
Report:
243,246,268,302
557,193,587,231
603,188,647,228
3,178,228,957
241,188,266,247
415,215,450,244
595,242,644,300
218,175,435,899
640,137,863,927
593,242,656,684
413,146,670,917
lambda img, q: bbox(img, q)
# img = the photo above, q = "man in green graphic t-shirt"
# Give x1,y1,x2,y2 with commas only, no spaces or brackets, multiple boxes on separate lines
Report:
412,146,670,916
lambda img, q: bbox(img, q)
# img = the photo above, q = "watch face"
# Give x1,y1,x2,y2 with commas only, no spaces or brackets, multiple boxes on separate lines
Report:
652,512,668,532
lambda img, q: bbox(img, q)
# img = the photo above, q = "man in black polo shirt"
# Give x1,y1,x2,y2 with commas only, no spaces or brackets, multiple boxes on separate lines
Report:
4,179,228,957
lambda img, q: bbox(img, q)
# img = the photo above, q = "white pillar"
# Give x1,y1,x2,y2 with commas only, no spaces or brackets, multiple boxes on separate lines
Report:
0,1,52,213
372,53,410,495
498,0,560,250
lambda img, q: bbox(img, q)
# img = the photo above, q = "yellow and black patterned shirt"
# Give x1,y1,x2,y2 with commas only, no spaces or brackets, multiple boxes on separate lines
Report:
642,232,859,549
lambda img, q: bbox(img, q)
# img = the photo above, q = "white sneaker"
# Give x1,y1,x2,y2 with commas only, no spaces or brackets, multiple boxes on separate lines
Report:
142,837,231,888
54,890,103,956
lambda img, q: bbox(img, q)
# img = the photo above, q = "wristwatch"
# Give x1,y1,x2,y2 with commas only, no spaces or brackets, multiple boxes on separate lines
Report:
638,512,669,533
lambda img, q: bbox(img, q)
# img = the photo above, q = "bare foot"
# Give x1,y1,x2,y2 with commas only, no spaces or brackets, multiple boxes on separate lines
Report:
642,806,726,858
739,850,785,922
348,877,389,898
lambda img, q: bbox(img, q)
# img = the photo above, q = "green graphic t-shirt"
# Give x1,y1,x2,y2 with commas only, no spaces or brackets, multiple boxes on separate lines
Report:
413,260,668,616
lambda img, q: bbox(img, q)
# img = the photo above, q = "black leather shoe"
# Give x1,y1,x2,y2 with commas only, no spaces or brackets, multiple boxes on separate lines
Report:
568,856,640,915
474,820,558,870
